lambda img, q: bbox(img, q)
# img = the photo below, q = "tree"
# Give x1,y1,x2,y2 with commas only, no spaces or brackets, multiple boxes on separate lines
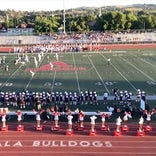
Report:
125,11,137,29
34,15,59,34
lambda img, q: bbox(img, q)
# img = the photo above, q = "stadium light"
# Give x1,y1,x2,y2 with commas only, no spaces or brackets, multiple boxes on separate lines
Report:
63,0,66,34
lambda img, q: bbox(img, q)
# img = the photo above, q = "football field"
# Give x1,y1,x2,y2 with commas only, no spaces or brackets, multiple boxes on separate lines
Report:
0,50,156,96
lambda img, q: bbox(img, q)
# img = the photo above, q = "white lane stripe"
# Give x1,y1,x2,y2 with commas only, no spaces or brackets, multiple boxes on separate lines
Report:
0,138,156,141
0,140,156,143
72,53,81,93
0,151,155,155
87,54,110,94
99,53,137,92
121,57,155,82
0,145,155,148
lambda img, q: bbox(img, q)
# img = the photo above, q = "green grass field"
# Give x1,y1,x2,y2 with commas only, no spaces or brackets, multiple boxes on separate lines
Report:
1,49,156,122
0,49,156,96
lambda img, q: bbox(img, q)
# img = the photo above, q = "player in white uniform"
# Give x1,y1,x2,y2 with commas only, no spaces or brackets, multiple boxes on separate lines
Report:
55,53,59,61
49,62,54,71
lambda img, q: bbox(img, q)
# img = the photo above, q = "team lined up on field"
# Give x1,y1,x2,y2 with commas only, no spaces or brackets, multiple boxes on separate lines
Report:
0,90,98,109
0,88,146,109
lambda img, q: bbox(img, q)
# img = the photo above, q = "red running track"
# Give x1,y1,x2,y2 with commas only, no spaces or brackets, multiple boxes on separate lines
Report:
0,122,156,156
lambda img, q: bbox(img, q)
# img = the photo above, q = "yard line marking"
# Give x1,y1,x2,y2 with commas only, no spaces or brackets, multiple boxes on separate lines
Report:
0,64,23,89
99,53,137,92
139,59,156,69
51,70,56,92
121,57,155,82
87,54,110,94
24,53,47,91
0,55,15,70
131,53,156,71
72,53,81,93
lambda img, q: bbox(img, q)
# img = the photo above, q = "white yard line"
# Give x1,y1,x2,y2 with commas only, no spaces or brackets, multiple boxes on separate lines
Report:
87,54,110,94
0,64,23,89
140,58,156,69
131,53,156,71
51,70,57,92
0,56,15,70
24,54,46,91
121,57,155,82
72,53,81,93
24,74,34,91
99,53,137,92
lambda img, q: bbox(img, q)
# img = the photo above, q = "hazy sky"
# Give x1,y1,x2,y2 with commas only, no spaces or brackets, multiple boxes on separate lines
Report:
0,0,156,11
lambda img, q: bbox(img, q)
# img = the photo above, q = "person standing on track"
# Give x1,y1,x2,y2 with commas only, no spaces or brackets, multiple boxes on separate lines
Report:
116,116,122,132
90,115,97,132
17,110,22,126
123,111,132,123
53,110,60,128
34,109,44,127
144,109,155,125
78,110,85,128
1,108,7,127
138,116,144,132
67,110,73,131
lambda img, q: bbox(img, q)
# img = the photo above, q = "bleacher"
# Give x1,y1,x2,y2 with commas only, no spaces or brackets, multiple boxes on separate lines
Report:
0,30,156,45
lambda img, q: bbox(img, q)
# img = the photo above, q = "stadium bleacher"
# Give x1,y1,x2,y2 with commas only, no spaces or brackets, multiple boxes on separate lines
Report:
0,31,156,45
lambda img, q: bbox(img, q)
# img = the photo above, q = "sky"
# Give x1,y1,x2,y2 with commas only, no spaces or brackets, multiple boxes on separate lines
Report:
0,0,156,11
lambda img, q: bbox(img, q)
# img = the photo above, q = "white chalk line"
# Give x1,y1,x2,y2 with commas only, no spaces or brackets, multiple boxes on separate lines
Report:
120,57,155,82
72,53,81,93
24,53,47,91
87,54,110,94
0,151,155,155
99,53,137,92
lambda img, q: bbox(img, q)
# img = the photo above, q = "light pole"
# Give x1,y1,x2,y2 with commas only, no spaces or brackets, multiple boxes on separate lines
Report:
143,21,145,30
63,0,66,34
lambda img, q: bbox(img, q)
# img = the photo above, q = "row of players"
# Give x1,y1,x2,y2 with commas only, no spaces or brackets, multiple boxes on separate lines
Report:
0,107,154,133
0,90,98,108
0,88,147,109
111,88,146,102
0,89,146,104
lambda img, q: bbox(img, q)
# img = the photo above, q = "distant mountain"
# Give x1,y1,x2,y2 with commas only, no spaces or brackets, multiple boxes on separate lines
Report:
63,4,156,14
